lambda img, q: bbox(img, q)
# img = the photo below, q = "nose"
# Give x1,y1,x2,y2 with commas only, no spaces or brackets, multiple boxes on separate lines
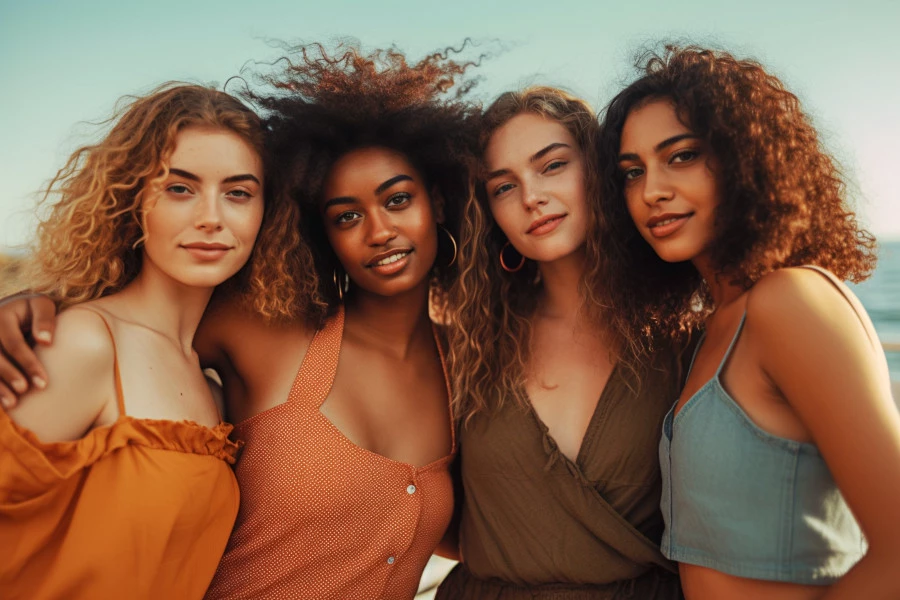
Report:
195,192,224,232
365,210,397,246
641,165,674,206
521,180,548,212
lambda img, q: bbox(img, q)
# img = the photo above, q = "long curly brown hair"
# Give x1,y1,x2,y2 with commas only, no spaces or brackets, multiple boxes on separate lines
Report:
449,87,623,423
597,46,877,347
19,83,316,321
241,41,482,322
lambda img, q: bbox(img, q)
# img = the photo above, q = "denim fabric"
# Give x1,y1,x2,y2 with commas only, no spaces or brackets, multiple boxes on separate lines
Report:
659,313,866,584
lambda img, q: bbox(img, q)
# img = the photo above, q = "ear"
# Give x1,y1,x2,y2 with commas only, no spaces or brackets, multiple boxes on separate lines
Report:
431,186,446,224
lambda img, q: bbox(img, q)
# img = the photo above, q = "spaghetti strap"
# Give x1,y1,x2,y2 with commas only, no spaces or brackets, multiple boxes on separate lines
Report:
798,265,879,348
68,306,127,417
715,312,748,377
288,307,345,410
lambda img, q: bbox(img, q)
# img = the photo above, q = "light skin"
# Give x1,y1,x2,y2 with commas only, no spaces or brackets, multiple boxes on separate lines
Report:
9,126,264,442
483,112,614,462
620,99,900,600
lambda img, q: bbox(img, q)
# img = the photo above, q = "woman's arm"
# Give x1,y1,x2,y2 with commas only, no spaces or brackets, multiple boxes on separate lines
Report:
7,307,117,442
0,294,57,407
748,268,900,599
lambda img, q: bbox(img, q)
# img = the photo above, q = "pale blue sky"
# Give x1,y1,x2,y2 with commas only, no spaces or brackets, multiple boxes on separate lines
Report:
2,0,897,252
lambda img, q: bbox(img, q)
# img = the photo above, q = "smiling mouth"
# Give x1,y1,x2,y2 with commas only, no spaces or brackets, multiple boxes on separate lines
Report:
367,249,412,268
526,213,567,235
646,213,693,238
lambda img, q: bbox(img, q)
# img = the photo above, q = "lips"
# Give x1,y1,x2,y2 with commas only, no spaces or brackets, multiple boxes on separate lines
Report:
526,213,567,235
646,213,692,238
365,248,413,275
181,242,233,261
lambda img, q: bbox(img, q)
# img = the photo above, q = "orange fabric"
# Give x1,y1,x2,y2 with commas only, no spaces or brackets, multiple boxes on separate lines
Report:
207,307,456,600
0,315,241,600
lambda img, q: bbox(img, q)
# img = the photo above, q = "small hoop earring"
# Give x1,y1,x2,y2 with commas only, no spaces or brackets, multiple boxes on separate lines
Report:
439,224,458,268
332,269,350,302
499,242,525,273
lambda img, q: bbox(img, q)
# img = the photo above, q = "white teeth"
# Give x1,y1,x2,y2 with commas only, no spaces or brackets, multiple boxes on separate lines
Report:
373,251,409,267
653,217,681,227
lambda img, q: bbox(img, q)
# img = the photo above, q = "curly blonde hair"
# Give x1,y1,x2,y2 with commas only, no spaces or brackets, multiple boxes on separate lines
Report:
596,46,877,346
448,86,623,423
19,83,317,321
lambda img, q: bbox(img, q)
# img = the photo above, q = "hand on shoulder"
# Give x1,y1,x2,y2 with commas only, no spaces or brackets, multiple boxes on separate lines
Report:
6,306,118,442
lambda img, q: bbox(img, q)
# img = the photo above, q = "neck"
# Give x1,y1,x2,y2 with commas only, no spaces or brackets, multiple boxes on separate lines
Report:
536,247,587,322
111,259,214,356
343,280,433,359
693,253,745,312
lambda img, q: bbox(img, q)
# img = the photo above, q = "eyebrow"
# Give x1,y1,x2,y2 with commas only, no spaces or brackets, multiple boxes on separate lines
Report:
485,142,571,180
618,133,700,162
169,168,261,185
324,174,414,210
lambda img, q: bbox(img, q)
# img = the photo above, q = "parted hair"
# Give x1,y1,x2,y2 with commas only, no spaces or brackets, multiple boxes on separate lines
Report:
242,41,482,322
20,83,315,320
448,86,624,423
597,46,877,347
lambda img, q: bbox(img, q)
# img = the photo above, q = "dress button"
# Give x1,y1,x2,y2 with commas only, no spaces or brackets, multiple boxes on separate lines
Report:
387,556,395,565
406,484,417,494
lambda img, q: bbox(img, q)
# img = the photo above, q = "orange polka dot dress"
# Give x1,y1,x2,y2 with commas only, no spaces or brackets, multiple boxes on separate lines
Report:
206,307,456,600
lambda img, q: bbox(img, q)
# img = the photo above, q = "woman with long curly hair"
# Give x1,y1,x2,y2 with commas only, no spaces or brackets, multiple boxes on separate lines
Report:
436,87,685,598
599,46,900,598
0,84,306,598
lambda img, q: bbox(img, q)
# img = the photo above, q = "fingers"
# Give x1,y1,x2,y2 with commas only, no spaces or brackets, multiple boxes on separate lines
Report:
29,296,58,345
0,302,48,396
0,355,26,408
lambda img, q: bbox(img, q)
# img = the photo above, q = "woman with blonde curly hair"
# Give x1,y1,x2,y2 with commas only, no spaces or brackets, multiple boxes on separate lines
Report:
437,86,685,598
0,83,309,598
600,46,900,598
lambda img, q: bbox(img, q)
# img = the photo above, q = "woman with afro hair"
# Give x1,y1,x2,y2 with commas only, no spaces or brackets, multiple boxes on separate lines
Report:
599,46,900,598
0,42,479,599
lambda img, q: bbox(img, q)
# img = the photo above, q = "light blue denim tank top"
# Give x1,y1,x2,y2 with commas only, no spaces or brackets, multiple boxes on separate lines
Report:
659,268,867,583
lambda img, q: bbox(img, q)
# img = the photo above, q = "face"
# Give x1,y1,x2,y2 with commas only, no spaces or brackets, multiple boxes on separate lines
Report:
142,126,264,289
321,147,440,298
618,99,720,264
483,112,588,264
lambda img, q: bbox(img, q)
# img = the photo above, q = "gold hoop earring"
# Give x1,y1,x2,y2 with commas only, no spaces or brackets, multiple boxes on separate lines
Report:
499,242,525,273
332,269,350,302
439,224,457,268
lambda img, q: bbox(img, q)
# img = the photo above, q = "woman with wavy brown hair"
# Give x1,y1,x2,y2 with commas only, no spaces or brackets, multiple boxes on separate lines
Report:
599,46,900,599
0,84,307,598
437,87,685,599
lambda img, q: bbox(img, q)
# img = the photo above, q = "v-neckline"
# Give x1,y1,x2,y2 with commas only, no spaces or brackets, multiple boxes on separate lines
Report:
525,361,621,470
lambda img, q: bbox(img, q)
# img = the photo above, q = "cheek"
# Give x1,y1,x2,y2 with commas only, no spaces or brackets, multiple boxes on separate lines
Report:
488,201,518,239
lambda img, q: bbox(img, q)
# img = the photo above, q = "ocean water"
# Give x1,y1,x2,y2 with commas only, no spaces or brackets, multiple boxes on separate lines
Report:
852,240,900,380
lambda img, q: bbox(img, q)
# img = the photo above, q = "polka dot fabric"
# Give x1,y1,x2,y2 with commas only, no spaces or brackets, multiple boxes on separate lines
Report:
205,308,456,599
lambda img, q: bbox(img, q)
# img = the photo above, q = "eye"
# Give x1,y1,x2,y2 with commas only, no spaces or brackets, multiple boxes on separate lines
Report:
671,149,699,164
334,211,362,225
491,182,515,198
166,183,193,196
543,160,567,174
226,189,254,201
621,166,644,181
386,192,411,208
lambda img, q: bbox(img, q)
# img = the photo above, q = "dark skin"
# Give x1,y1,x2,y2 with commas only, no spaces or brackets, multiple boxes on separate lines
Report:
0,146,453,473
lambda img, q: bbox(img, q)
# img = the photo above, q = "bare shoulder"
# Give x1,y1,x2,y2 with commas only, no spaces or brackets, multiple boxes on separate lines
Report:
745,267,866,340
8,305,117,441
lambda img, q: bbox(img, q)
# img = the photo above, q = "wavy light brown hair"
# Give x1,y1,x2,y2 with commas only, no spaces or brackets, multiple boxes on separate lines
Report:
19,83,316,320
449,86,622,423
597,46,877,346
243,42,481,320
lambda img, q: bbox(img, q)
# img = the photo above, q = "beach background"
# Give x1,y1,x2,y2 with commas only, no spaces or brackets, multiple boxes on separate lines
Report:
854,240,900,397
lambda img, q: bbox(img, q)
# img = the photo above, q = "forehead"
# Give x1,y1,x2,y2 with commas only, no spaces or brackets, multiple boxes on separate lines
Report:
620,100,690,150
169,126,262,172
324,146,421,194
484,112,576,169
